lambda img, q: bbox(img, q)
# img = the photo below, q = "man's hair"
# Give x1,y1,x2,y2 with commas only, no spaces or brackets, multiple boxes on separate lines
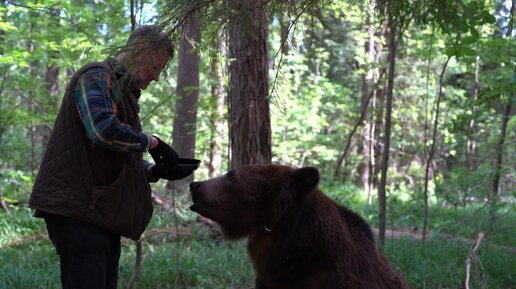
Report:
124,25,174,57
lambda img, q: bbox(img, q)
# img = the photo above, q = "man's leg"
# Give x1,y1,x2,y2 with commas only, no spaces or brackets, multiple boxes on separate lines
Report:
106,231,121,289
44,214,121,289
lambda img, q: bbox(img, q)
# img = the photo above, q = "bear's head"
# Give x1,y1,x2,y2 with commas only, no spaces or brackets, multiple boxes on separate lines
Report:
189,164,320,239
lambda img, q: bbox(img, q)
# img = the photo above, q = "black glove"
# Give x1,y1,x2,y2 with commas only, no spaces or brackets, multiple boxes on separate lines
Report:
148,136,178,165
150,158,200,181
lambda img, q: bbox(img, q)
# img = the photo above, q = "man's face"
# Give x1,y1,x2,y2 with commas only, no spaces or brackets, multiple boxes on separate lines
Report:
132,48,170,90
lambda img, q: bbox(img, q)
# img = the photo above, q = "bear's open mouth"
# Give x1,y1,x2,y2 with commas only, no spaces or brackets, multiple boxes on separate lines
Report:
189,201,217,212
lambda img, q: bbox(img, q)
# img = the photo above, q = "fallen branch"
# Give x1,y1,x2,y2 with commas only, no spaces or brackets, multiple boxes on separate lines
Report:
465,231,485,289
372,228,423,240
126,240,142,289
197,215,220,230
0,233,48,249
0,191,11,214
371,228,516,255
151,191,173,211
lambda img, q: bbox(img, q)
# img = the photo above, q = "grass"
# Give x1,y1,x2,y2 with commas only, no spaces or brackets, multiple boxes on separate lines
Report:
119,239,253,289
385,237,516,289
0,207,46,246
1,188,515,289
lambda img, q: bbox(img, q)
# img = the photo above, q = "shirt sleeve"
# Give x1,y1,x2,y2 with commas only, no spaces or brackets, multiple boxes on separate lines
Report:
74,67,152,153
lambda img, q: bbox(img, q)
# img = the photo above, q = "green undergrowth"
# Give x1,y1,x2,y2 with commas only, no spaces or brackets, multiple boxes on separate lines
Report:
1,188,515,289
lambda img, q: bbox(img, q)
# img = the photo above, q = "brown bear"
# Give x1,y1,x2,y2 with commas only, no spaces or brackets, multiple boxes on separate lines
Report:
189,164,410,289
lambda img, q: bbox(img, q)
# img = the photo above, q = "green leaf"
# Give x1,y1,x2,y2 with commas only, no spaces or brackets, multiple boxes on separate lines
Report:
459,21,469,33
481,11,496,24
467,1,479,12
469,27,480,39
461,35,478,45
0,22,17,31
444,47,456,57
458,47,476,57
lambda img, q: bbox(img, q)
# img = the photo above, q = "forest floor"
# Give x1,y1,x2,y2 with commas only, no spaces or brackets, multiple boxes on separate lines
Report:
4,225,515,255
1,196,515,289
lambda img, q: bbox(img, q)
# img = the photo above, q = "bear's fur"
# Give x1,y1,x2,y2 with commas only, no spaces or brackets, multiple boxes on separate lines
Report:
189,164,410,289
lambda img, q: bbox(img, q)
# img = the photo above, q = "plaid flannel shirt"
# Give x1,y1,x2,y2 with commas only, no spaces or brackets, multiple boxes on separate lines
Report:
74,61,152,152
74,60,155,173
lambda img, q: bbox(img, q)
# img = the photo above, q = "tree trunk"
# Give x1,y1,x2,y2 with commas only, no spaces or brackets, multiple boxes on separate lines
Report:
489,0,514,226
466,54,480,170
208,28,226,178
0,8,6,145
28,13,38,176
0,69,7,144
372,26,388,197
228,0,271,169
169,13,201,193
422,56,451,244
333,69,384,182
357,8,376,194
489,100,512,224
39,7,60,150
38,62,59,149
378,15,397,248
130,0,136,31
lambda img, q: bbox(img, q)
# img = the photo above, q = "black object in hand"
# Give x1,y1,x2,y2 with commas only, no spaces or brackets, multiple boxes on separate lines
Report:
176,158,201,170
151,158,200,181
149,137,178,165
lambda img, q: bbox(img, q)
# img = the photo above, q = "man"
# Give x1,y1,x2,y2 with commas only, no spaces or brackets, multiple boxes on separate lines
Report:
29,25,196,289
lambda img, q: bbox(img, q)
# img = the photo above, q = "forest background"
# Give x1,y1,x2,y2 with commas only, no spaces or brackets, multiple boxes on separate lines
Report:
0,0,514,288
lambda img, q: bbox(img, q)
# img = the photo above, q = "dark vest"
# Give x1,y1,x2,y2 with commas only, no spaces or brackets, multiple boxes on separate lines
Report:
29,61,153,240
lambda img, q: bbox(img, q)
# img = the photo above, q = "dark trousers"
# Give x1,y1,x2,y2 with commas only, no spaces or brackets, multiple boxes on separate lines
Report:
44,214,121,289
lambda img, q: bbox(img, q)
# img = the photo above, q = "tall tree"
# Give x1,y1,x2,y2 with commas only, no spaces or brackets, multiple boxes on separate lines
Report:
130,0,137,31
39,6,61,150
489,101,513,217
358,1,377,195
170,13,202,192
208,27,226,178
422,56,451,243
489,0,514,225
27,8,38,175
372,43,386,198
378,9,397,247
228,0,271,169
466,54,480,170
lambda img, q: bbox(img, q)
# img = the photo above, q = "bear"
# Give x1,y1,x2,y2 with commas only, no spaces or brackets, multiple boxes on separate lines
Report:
189,164,410,289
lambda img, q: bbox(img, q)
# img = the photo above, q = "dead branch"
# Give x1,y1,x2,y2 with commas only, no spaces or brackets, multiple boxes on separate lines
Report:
465,232,485,289
126,240,142,289
151,191,173,211
0,233,48,249
125,228,190,289
372,228,423,240
371,228,516,256
0,190,11,214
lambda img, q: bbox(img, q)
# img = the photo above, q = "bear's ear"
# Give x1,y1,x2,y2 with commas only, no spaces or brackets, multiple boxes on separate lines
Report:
291,167,319,195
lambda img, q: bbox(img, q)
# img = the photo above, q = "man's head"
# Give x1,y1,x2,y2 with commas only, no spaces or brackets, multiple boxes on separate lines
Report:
118,25,173,90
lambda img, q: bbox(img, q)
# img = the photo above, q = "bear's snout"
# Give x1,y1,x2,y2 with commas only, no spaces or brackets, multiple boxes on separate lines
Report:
190,181,201,191
189,181,202,204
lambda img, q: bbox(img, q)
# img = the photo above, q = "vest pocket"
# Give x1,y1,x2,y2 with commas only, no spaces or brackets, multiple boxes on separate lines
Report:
89,163,151,239
90,165,127,210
